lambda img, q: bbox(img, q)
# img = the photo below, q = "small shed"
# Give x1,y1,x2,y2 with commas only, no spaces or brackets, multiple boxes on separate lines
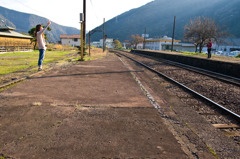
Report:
0,26,33,52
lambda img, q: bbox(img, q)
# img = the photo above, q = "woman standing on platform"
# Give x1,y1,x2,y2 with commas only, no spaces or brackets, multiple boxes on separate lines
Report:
35,20,51,71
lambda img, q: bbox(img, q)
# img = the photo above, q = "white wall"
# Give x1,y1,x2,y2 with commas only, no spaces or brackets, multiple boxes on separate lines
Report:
61,38,81,47
99,39,114,48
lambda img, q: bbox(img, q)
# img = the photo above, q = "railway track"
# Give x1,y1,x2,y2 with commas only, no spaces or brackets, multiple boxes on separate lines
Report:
134,53,240,87
111,50,240,124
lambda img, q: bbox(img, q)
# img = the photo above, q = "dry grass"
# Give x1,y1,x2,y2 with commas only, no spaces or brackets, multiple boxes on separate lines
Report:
84,47,108,61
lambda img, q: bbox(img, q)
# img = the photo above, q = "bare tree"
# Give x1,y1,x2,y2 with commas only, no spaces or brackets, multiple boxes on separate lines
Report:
184,16,228,53
130,34,144,49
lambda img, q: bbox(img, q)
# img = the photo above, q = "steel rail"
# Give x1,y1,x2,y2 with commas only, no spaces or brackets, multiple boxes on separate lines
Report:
131,52,240,87
112,50,240,121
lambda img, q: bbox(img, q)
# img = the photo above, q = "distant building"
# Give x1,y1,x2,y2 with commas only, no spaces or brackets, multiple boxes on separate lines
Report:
60,34,81,47
135,36,197,52
122,40,130,49
144,36,181,50
90,41,100,48
99,38,114,48
0,26,33,52
162,43,196,52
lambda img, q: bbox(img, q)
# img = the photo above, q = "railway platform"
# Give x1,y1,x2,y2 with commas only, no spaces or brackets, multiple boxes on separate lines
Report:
0,53,215,158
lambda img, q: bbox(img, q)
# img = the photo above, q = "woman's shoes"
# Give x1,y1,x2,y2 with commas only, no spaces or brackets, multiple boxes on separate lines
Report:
38,68,43,71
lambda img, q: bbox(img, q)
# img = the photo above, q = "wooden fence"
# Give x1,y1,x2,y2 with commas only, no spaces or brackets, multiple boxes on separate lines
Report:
0,37,33,52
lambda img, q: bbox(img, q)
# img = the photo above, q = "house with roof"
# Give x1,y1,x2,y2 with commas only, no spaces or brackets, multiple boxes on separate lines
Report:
60,34,81,47
144,36,181,50
0,26,33,52
136,35,196,52
90,38,114,49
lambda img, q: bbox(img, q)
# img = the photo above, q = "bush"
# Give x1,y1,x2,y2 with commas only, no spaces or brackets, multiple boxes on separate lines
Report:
236,53,240,58
54,44,63,50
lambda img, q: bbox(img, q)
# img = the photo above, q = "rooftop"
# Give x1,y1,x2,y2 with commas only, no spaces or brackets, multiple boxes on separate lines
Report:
0,26,32,39
60,34,81,39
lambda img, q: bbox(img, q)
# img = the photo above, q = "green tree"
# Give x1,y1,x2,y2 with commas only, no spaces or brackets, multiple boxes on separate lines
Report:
113,40,122,49
28,25,51,50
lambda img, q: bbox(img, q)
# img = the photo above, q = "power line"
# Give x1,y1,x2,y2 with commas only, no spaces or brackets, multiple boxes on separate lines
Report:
13,0,46,16
89,0,99,20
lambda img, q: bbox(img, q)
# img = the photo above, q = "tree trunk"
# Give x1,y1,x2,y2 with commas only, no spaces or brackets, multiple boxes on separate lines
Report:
134,43,137,49
199,43,203,53
195,44,198,53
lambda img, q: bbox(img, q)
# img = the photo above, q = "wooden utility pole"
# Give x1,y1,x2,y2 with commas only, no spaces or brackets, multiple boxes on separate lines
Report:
143,28,146,49
81,22,84,61
89,31,91,56
89,29,102,56
103,18,105,52
83,0,86,43
171,16,176,52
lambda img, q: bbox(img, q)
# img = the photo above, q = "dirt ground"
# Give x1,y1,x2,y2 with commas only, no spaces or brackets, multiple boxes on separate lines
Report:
0,53,192,158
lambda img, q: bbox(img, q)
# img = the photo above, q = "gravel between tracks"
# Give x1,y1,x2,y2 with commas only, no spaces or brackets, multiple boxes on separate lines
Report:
116,51,240,158
127,52,240,115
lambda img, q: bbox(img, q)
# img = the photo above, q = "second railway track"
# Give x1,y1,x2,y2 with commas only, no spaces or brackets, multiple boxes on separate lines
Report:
111,49,240,151
111,49,240,122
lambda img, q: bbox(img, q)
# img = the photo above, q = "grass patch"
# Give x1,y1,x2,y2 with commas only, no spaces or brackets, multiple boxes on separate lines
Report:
32,102,42,106
207,145,219,159
178,51,206,56
0,48,106,77
83,47,107,61
0,50,76,75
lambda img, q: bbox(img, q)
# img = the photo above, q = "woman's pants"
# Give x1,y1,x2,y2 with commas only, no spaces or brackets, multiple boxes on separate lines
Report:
38,49,45,66
207,48,211,58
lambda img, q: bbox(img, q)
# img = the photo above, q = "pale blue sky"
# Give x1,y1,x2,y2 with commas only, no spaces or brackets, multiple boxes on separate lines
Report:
1,0,153,30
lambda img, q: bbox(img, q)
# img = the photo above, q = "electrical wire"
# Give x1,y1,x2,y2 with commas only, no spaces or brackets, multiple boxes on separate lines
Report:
89,0,99,20
12,0,49,20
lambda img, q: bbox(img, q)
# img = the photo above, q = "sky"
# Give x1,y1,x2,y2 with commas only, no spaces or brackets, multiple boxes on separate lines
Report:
1,0,153,30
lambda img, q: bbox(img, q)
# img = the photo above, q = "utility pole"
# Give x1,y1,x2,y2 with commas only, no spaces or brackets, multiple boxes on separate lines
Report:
80,13,84,61
89,29,102,56
143,28,146,49
171,16,176,52
83,0,86,43
89,31,91,56
103,18,105,52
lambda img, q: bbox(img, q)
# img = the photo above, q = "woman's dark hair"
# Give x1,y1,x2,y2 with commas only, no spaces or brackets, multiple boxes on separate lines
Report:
35,24,44,39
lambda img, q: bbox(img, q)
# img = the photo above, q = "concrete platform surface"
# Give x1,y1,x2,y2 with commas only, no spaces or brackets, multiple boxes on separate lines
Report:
0,54,187,158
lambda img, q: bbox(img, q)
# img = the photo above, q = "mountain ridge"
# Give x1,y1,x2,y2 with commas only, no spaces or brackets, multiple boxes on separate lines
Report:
1,0,240,43
91,0,240,42
0,6,80,42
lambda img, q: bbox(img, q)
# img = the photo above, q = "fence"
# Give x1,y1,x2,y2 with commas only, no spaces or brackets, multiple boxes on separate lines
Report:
0,37,33,52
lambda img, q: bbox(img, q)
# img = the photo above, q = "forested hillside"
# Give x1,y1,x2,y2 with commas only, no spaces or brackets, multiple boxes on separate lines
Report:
91,0,240,42
1,0,240,43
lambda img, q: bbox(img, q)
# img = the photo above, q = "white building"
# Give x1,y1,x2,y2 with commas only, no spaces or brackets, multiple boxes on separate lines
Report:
143,36,182,51
99,38,114,48
91,41,101,48
60,34,81,47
